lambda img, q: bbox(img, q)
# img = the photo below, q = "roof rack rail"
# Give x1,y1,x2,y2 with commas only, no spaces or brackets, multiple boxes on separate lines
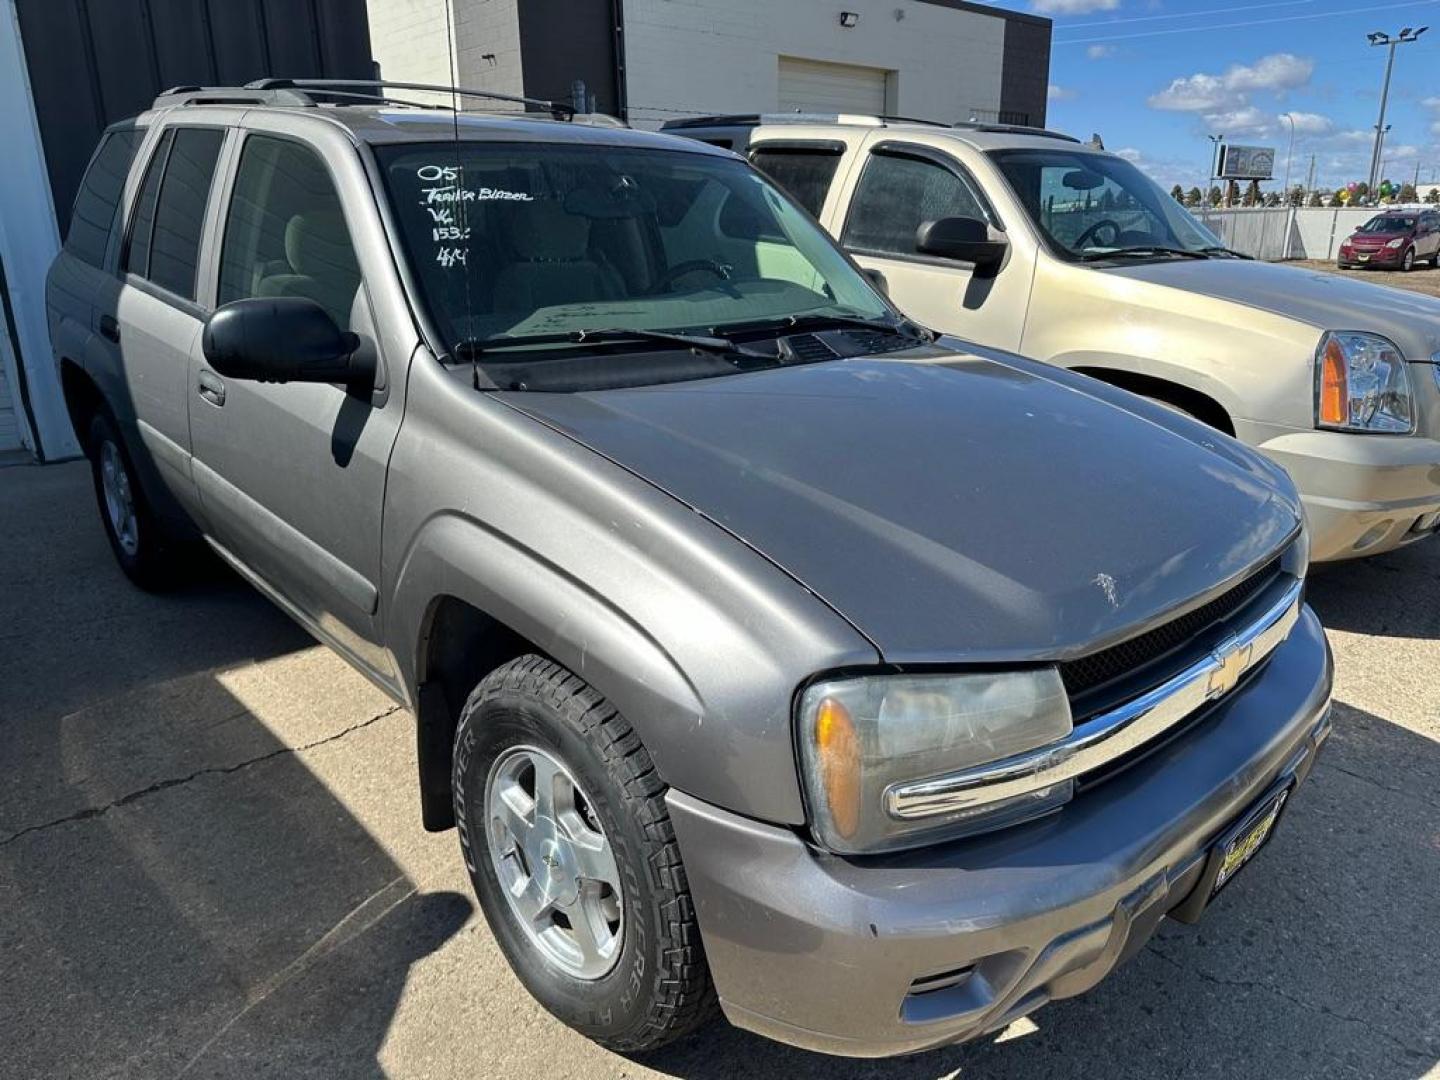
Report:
661,112,949,130
951,120,1080,143
153,78,576,120
660,112,1079,143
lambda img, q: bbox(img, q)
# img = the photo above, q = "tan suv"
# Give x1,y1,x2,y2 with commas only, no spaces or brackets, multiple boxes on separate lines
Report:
666,114,1440,562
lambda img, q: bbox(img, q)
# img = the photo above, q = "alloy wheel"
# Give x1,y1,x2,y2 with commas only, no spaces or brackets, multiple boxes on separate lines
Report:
99,440,140,557
485,744,623,980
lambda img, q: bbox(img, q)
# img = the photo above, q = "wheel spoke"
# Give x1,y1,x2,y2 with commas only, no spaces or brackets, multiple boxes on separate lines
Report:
568,830,620,892
511,873,552,926
529,751,562,822
492,782,535,846
562,890,611,969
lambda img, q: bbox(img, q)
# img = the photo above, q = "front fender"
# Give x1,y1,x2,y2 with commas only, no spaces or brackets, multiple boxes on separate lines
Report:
381,364,879,824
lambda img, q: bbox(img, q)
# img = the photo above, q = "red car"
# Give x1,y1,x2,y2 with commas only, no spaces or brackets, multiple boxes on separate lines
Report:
1338,210,1440,271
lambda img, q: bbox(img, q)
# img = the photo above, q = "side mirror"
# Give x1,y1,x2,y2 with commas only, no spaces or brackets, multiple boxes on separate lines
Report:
860,266,889,296
915,216,1008,276
202,297,369,385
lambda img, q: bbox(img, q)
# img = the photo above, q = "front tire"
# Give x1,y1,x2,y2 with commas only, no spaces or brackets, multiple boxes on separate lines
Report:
453,656,718,1053
87,413,180,590
1401,247,1415,272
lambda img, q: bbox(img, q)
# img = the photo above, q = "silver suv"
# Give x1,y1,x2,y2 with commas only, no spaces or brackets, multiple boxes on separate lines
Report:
48,81,1332,1058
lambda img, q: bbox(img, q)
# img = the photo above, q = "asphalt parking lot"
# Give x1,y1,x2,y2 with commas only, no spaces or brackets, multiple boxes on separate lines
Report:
1292,259,1440,298
2,458,1437,1080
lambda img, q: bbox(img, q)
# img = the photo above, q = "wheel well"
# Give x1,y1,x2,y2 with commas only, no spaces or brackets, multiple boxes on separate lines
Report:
414,596,544,831
60,360,103,453
1072,367,1235,436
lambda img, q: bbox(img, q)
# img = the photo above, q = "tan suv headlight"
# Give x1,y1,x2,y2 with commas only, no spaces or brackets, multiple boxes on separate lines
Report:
798,670,1073,853
1316,331,1414,434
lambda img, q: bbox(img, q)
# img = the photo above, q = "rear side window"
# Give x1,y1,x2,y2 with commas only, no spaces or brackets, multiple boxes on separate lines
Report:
842,149,990,257
65,129,142,268
124,127,225,301
750,146,843,218
217,135,361,330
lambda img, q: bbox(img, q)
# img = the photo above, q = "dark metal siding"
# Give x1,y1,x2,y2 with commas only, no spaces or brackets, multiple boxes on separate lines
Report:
1000,18,1052,128
16,0,374,232
516,0,623,117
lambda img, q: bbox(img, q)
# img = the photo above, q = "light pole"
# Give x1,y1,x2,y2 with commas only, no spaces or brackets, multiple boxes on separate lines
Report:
1206,132,1224,210
1366,27,1428,193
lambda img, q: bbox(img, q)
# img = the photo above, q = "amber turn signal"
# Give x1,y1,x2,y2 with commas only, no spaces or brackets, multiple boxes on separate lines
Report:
1319,336,1348,426
813,696,862,839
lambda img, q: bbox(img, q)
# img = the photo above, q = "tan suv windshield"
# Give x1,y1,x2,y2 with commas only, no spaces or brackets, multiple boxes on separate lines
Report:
991,148,1224,260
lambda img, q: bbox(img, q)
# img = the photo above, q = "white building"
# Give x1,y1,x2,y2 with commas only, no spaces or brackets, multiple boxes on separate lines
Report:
367,0,1052,130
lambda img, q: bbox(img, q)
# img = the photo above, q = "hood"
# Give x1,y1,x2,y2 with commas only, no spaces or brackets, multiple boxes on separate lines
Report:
1100,257,1440,359
1344,230,1410,244
504,351,1300,664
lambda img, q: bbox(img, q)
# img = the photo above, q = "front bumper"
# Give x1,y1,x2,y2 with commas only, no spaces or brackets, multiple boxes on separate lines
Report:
1239,424,1440,560
667,607,1333,1057
1339,245,1402,267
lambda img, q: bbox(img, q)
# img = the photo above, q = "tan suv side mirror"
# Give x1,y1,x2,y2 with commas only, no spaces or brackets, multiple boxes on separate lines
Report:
915,216,1008,277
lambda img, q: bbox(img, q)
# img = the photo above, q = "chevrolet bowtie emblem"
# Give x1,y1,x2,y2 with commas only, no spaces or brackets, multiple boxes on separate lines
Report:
1206,637,1253,700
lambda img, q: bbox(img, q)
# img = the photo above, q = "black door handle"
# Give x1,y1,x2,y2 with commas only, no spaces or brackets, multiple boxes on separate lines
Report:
99,315,120,343
197,370,226,407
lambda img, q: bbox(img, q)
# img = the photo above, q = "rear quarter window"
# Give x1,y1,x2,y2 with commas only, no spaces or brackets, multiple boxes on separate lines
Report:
65,129,143,268
749,146,843,219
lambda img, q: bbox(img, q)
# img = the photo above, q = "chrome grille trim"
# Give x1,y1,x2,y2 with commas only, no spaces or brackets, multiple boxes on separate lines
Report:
885,578,1304,821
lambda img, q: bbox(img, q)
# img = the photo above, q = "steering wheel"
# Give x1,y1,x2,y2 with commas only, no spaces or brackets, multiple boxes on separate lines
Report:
650,259,734,295
1075,219,1122,250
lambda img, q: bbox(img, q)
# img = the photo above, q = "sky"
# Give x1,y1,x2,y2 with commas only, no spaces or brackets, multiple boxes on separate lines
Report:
981,0,1440,194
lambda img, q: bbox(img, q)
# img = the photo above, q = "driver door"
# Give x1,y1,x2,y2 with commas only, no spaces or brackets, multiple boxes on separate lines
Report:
188,128,404,675
834,138,1032,350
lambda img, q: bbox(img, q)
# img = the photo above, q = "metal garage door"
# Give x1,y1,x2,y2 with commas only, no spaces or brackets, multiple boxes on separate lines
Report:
777,56,888,115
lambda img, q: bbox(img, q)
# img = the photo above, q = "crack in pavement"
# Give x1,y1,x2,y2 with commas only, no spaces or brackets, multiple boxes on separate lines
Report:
1315,759,1438,810
1144,943,1435,1062
0,705,405,849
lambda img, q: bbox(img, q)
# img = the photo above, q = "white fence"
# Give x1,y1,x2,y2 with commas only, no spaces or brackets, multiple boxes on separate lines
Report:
1190,207,1393,262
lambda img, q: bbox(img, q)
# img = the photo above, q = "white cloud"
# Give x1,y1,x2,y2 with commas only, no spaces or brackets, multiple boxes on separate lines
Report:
1030,0,1119,13
1280,111,1333,135
1114,147,1143,162
1148,53,1314,113
1086,44,1116,60
1048,84,1077,102
1202,106,1272,136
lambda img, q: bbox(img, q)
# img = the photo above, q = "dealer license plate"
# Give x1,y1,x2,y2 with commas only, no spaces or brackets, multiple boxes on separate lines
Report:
1212,786,1290,896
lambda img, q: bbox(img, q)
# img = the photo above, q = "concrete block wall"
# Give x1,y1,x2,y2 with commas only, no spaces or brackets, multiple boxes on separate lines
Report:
367,0,524,108
621,0,1008,127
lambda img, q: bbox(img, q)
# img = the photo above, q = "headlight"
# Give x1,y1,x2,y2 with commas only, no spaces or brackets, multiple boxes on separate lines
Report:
797,670,1073,853
1386,238,1406,249
1316,331,1414,434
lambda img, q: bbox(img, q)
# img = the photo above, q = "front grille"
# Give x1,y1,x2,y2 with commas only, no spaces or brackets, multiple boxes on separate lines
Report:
1059,555,1284,704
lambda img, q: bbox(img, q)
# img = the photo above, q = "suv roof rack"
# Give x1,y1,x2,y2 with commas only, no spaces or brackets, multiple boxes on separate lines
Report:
661,112,949,130
660,112,1078,143
152,78,576,121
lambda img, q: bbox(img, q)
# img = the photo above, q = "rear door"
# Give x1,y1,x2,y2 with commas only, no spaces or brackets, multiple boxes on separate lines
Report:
113,122,230,513
187,122,406,674
833,137,1031,350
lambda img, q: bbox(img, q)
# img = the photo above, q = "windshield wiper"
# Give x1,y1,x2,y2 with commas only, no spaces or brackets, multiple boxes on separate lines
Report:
1198,245,1253,260
454,327,768,362
720,311,934,342
1079,246,1211,262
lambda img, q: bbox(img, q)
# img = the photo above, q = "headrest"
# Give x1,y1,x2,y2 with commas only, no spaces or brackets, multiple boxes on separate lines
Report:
504,201,592,260
285,211,353,277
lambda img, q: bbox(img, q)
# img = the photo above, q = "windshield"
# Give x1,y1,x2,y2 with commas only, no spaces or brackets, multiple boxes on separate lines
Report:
1358,215,1415,234
990,148,1224,260
375,141,890,377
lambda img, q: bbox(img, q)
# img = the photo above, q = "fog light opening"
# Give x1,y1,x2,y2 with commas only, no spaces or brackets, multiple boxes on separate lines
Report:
1353,520,1394,551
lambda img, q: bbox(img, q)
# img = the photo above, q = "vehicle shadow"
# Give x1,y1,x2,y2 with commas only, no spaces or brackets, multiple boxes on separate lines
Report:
1306,541,1440,640
0,461,470,1078
640,697,1439,1080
